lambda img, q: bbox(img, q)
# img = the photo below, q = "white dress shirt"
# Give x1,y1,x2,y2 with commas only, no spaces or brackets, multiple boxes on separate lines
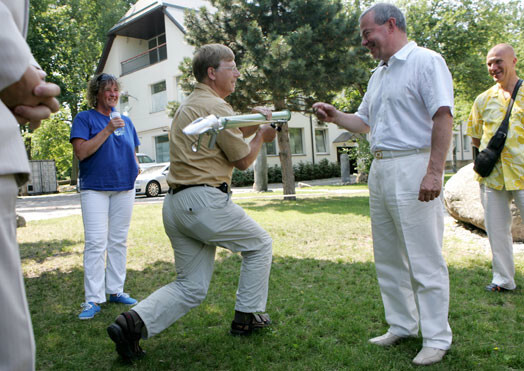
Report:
356,41,454,153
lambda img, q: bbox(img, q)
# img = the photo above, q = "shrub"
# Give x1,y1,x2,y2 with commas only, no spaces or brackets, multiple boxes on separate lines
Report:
232,160,340,186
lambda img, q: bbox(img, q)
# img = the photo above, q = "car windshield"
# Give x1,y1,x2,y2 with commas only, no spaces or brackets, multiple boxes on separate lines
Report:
141,165,167,174
138,155,155,164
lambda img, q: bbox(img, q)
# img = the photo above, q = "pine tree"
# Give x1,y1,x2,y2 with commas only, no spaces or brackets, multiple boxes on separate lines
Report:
182,0,369,199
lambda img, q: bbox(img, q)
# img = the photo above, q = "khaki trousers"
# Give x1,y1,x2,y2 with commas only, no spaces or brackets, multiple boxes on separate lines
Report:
0,175,35,371
133,186,272,338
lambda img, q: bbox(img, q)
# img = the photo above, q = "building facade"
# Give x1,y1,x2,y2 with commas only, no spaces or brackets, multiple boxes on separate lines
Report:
97,0,470,173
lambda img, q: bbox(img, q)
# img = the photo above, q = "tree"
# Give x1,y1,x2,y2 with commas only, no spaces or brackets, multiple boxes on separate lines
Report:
401,0,524,123
27,0,134,182
181,0,369,199
30,107,73,180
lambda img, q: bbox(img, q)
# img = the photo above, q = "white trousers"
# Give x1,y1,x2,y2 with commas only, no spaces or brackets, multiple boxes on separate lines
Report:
80,189,135,303
133,186,272,338
368,152,452,350
0,175,35,371
480,184,524,290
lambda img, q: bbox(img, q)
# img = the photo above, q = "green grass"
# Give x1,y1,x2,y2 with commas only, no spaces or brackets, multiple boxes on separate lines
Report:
18,191,524,370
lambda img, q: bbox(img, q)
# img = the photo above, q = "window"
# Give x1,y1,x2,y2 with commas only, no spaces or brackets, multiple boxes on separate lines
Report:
463,135,470,152
289,128,304,155
151,81,167,113
148,34,167,65
315,129,328,153
155,135,170,163
266,139,278,155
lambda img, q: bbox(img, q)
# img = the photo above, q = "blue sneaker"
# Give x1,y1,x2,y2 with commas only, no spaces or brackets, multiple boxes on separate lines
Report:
78,302,100,320
109,293,137,305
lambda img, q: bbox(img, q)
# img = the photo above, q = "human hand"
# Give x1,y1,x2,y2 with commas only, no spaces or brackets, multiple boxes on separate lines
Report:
13,81,61,129
258,123,277,143
108,113,125,133
312,102,338,123
252,106,272,121
418,172,442,202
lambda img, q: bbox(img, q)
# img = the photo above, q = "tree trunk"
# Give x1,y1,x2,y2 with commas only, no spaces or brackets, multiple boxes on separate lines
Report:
277,122,296,201
253,143,268,191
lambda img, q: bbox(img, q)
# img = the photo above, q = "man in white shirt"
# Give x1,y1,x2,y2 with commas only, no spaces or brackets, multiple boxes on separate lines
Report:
313,3,453,366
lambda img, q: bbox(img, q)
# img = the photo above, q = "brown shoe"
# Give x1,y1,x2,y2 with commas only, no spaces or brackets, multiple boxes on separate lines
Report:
230,313,271,336
107,311,145,361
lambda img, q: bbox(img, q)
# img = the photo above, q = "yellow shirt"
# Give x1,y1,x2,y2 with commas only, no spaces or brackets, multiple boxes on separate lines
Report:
467,83,524,190
167,83,250,187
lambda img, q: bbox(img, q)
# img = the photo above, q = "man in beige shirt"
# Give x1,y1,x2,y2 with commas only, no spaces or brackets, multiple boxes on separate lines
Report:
107,44,276,361
0,1,60,370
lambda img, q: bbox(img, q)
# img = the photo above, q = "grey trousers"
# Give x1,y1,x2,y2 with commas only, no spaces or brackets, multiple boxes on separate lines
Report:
0,175,35,371
133,186,272,338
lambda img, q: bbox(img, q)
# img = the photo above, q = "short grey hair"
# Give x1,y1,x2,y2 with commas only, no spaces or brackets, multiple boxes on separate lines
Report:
360,3,406,33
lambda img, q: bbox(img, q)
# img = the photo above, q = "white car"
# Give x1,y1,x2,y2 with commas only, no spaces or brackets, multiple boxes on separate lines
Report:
136,153,158,171
135,163,170,197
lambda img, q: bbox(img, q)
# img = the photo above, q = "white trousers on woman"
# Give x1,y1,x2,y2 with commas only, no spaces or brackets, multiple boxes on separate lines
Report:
133,186,273,338
480,184,524,290
368,151,452,350
80,189,135,303
0,175,35,371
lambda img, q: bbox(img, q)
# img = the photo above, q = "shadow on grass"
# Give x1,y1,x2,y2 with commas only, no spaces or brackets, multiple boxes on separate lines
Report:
25,252,524,370
19,239,83,263
240,196,371,217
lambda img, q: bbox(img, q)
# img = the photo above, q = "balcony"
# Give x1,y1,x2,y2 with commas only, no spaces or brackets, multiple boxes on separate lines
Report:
121,42,167,75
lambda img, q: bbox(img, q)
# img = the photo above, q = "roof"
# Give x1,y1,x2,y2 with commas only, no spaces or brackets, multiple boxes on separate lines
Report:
333,132,360,143
97,0,210,73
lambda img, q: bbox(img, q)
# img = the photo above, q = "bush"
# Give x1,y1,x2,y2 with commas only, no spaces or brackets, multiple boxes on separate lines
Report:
231,168,254,186
232,160,340,186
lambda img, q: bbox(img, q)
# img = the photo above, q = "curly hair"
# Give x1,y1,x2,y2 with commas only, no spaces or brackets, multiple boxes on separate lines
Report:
192,44,235,83
86,73,120,108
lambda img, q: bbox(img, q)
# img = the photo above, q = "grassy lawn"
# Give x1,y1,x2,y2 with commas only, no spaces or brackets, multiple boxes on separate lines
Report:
18,189,524,370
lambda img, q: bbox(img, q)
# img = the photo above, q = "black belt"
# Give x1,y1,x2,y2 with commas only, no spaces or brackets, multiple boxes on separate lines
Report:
168,182,229,195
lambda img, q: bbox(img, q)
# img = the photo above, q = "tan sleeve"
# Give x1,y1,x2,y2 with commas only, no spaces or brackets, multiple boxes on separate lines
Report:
0,2,32,91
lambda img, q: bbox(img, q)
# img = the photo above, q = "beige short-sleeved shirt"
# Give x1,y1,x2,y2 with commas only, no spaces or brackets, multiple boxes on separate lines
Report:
167,83,250,187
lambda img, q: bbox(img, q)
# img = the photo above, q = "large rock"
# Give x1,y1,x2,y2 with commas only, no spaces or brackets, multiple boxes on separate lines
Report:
443,163,524,242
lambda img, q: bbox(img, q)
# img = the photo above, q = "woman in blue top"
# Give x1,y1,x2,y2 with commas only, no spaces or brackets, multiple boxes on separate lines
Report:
70,73,140,319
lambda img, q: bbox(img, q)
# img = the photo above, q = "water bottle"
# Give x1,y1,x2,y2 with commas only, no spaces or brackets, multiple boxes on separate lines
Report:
110,111,125,136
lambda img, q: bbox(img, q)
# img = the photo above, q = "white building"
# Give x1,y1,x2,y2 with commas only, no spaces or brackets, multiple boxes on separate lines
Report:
96,0,357,170
97,0,470,173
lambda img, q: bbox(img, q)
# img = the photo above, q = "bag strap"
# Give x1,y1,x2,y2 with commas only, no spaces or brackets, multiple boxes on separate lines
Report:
498,78,522,134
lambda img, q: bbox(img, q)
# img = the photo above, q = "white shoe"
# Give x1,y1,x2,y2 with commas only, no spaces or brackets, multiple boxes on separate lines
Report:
412,347,447,366
368,332,404,347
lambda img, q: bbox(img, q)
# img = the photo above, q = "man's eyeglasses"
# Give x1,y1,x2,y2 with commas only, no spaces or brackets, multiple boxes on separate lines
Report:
217,66,239,73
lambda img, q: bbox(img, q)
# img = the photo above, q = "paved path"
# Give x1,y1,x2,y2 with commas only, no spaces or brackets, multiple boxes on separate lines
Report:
16,178,349,221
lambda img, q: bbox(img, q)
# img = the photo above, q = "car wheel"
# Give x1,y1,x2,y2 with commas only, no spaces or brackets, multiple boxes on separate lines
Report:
146,181,160,197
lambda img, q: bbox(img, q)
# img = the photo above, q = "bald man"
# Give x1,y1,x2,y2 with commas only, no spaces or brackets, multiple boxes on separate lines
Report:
467,44,524,293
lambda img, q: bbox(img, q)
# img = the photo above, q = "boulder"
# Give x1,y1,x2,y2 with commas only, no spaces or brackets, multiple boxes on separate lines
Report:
443,163,524,242
16,214,26,228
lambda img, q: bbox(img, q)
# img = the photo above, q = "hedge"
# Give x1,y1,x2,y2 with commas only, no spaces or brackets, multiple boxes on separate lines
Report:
231,159,340,187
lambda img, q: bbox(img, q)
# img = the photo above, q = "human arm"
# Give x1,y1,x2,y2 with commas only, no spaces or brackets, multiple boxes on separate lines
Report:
71,116,124,161
418,106,453,202
232,124,276,170
239,106,273,138
0,2,60,128
312,102,370,134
